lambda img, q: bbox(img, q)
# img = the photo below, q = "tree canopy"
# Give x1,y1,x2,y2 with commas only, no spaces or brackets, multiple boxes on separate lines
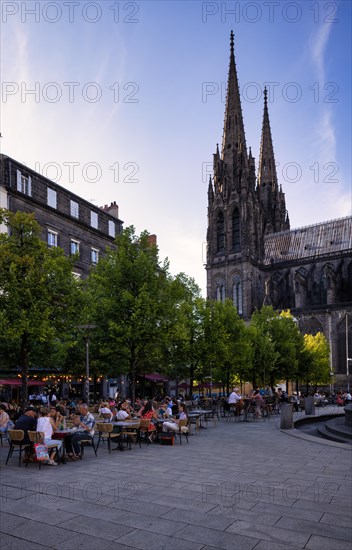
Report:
0,209,82,405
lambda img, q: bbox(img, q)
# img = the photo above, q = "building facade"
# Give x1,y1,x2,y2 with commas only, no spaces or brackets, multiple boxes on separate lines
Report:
0,154,123,277
206,33,352,385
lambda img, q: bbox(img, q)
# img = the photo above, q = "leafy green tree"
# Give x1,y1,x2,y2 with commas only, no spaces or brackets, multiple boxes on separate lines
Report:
247,323,278,388
86,226,174,404
202,300,251,395
0,209,82,406
161,273,205,397
300,332,330,392
250,307,303,389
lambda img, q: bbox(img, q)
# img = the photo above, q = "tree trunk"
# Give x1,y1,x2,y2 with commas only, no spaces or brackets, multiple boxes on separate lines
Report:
131,358,136,407
20,332,29,409
189,363,195,399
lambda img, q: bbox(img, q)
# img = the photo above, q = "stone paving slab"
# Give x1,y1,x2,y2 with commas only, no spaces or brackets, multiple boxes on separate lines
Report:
0,533,48,550
0,408,351,550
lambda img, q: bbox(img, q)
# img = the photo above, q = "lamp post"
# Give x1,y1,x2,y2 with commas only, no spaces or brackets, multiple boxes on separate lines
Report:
77,324,96,403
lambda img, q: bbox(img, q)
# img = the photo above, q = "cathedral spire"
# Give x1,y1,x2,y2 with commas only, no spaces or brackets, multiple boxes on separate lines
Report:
221,31,248,173
258,87,289,233
258,87,278,192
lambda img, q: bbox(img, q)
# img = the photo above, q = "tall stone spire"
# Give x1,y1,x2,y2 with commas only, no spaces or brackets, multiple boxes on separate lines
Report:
257,87,288,233
258,87,278,193
221,31,248,176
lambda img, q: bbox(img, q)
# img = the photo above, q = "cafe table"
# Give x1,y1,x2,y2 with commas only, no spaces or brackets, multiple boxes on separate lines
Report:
188,409,213,429
110,420,141,450
52,427,81,463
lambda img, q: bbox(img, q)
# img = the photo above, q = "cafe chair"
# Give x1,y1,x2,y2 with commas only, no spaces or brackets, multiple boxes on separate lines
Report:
26,431,61,468
96,422,121,453
122,421,141,450
138,419,152,445
79,436,98,459
6,430,31,467
188,414,200,434
176,419,189,445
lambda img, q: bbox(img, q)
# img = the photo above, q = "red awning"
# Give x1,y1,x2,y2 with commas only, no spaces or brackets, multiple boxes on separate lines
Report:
0,379,46,387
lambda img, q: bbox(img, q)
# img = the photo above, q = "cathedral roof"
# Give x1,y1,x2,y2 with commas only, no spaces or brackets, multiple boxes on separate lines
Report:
263,216,352,265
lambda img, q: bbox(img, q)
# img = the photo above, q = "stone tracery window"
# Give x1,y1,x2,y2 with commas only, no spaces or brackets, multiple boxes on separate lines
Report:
232,208,240,252
232,275,242,314
216,212,225,254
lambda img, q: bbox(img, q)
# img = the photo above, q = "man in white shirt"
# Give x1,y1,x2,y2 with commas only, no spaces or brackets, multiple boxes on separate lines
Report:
228,388,241,404
228,388,244,416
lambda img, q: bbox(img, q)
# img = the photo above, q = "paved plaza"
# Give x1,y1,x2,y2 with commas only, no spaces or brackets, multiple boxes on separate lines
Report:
0,409,351,550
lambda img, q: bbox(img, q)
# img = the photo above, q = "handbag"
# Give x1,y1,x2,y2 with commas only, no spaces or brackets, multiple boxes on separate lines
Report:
34,443,49,462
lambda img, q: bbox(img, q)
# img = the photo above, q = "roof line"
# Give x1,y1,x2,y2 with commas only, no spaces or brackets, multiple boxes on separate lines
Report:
265,215,352,238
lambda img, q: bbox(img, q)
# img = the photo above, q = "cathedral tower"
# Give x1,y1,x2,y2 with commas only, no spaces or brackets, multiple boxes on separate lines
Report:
206,32,261,316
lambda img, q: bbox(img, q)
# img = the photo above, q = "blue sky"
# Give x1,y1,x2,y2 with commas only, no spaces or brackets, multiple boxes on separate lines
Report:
1,0,351,295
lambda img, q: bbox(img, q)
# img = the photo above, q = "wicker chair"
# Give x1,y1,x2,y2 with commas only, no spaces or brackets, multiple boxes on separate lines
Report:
96,422,121,453
176,419,189,445
6,430,31,467
138,419,152,444
121,421,141,450
26,431,61,468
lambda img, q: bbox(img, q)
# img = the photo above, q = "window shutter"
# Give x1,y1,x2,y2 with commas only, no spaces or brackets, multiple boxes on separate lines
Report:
28,175,32,196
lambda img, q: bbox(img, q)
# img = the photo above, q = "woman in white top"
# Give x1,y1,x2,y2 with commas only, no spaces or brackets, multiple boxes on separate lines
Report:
162,403,189,433
37,408,62,465
98,402,113,421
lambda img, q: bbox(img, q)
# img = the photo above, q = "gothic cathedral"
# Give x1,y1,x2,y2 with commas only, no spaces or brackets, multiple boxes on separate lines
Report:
206,32,352,384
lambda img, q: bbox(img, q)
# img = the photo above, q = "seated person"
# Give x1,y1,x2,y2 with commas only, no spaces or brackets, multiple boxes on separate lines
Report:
64,404,95,459
228,388,244,415
139,400,158,442
14,407,37,444
37,407,62,465
115,400,131,420
0,404,14,434
163,403,189,433
98,402,113,421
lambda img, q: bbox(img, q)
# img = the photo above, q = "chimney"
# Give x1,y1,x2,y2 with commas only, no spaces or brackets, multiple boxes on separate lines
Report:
100,201,119,219
147,234,157,247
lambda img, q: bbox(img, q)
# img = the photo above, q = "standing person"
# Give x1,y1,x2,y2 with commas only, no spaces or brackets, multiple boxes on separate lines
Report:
48,388,57,406
64,403,95,460
251,390,264,418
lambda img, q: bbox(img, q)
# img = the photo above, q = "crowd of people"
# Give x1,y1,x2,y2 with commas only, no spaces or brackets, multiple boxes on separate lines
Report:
1,386,351,464
1,394,193,463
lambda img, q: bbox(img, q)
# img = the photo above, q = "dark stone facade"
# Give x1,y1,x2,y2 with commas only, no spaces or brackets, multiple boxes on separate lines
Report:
206,33,352,385
0,154,123,278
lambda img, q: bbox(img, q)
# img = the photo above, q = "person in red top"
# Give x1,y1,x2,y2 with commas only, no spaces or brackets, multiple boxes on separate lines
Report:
139,400,157,442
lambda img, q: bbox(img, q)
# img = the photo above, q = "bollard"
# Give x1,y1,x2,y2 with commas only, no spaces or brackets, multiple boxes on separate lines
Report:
305,396,315,416
280,403,293,429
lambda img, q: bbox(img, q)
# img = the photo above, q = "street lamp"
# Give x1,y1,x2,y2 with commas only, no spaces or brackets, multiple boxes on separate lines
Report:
77,324,96,403
346,314,351,394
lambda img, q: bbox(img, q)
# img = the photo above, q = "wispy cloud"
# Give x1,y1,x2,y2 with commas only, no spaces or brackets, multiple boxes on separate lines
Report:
310,21,336,162
311,21,333,83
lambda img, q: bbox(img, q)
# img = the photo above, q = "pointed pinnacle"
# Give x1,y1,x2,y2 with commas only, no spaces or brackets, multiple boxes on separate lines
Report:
230,30,234,56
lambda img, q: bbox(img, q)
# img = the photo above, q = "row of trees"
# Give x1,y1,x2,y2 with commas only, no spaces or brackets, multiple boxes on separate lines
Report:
0,210,331,405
